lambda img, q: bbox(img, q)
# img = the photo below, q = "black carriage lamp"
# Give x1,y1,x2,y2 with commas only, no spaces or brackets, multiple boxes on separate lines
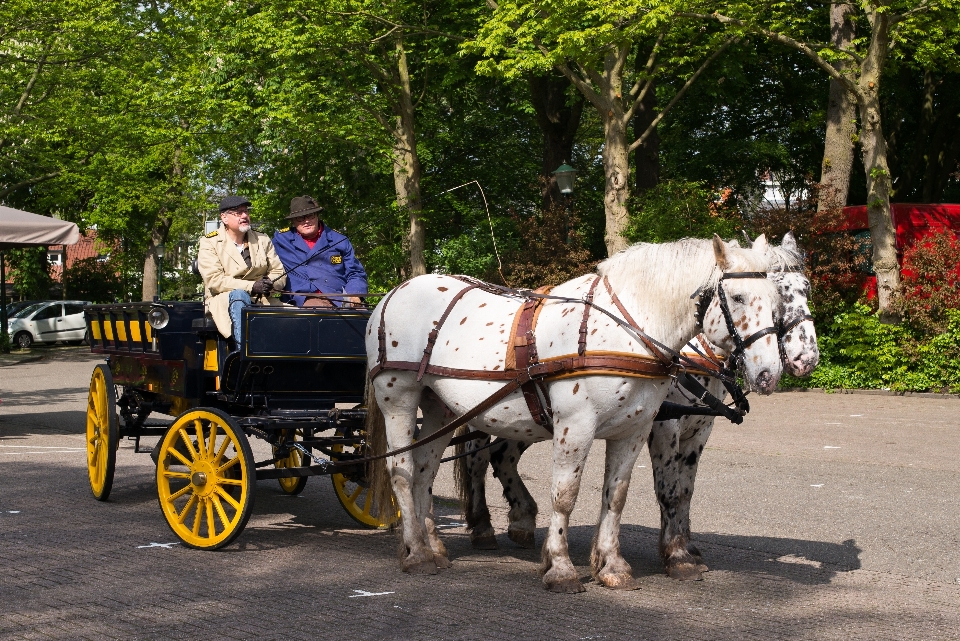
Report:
552,163,577,194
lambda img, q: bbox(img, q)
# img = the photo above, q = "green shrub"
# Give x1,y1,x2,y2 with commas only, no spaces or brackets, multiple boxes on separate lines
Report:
781,303,960,393
625,180,741,243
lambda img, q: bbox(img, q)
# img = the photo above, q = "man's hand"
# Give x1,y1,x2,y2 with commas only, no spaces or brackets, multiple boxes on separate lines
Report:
251,278,273,295
345,296,363,308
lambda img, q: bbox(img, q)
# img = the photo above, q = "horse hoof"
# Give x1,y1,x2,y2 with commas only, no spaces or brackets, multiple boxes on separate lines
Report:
544,577,586,594
471,535,499,550
666,563,703,581
597,572,640,591
697,563,710,573
433,554,452,569
402,557,438,575
508,529,536,549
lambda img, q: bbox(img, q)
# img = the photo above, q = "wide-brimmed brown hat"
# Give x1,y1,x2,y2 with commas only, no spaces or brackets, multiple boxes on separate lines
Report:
286,195,323,219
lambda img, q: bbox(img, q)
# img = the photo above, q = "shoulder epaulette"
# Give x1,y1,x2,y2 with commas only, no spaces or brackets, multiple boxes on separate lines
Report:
205,230,219,238
279,227,290,233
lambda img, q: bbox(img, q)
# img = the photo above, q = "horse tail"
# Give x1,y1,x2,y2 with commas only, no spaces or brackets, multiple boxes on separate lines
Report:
364,374,395,529
452,425,473,522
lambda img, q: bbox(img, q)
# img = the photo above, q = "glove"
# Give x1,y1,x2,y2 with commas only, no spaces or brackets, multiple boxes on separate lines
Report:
251,278,273,295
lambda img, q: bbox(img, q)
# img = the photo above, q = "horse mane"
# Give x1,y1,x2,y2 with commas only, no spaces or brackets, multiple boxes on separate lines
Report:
594,238,772,345
765,243,804,272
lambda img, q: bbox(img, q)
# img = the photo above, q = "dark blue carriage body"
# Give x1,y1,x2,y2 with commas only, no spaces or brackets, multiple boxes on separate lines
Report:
84,302,370,415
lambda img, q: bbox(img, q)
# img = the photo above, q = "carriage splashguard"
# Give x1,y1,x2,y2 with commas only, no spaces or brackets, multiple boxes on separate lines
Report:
82,301,396,550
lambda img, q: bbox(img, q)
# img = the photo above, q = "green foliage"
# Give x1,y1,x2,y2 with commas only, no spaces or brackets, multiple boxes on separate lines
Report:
624,179,741,243
6,248,52,299
782,303,960,394
63,258,121,303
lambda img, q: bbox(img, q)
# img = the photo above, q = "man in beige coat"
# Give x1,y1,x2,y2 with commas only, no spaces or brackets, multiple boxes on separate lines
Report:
197,196,287,344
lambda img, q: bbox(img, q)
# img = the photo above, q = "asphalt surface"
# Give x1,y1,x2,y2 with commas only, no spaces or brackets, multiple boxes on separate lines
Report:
1,347,958,640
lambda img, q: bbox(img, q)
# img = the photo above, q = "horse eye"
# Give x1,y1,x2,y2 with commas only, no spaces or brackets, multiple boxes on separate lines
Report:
732,294,745,304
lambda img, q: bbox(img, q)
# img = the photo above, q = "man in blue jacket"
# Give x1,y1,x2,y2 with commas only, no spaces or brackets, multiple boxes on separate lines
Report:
272,195,368,307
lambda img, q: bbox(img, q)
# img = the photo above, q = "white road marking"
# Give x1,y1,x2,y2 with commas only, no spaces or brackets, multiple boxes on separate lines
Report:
811,484,824,488
7,511,20,514
824,446,841,449
436,521,466,529
137,542,179,549
850,414,864,417
1,451,84,454
348,589,394,598
0,445,84,450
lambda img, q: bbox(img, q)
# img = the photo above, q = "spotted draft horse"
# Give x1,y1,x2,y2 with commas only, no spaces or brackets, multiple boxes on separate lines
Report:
454,233,819,582
364,235,784,592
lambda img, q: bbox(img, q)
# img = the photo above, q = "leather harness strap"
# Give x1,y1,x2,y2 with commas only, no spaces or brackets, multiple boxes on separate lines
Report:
417,283,482,381
601,276,674,367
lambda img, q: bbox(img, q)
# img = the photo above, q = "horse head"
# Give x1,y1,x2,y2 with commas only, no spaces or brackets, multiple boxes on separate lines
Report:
698,234,782,394
770,232,819,377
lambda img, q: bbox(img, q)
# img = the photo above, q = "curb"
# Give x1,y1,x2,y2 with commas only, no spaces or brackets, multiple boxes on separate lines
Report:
776,386,960,400
0,355,45,368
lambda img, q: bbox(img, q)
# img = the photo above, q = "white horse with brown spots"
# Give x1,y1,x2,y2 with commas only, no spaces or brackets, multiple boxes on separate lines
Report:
454,233,819,581
364,236,783,592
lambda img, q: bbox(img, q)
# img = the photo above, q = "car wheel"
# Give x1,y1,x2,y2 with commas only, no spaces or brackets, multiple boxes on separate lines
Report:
14,332,32,350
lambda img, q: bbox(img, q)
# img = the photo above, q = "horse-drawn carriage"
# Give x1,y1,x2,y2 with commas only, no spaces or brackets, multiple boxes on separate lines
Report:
83,300,395,550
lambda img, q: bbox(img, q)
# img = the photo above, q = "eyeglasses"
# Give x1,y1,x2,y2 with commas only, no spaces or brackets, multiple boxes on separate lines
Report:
222,208,250,217
291,215,317,225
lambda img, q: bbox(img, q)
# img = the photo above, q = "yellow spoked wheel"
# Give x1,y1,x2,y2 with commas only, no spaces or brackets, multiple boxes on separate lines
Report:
330,431,398,529
274,429,308,495
86,364,119,501
156,408,255,550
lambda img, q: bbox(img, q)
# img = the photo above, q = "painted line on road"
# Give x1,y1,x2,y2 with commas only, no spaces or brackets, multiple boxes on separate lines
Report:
137,542,179,549
824,446,841,449
0,445,84,450
348,589,395,598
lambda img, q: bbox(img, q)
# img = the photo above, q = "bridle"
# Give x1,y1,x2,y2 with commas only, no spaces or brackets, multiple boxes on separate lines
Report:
771,269,816,365
694,271,779,371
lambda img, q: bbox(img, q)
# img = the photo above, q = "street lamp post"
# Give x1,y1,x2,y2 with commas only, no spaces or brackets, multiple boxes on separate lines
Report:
155,243,165,301
552,163,577,243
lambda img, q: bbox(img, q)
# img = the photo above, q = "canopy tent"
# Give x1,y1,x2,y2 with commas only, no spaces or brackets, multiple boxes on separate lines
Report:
0,206,80,351
0,205,79,250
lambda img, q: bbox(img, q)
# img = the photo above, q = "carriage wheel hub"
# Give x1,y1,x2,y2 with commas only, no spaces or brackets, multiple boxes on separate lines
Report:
191,471,207,486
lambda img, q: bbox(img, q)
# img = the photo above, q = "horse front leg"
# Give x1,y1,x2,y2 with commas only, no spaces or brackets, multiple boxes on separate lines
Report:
412,391,456,569
490,439,538,548
648,416,713,580
589,431,647,590
541,425,594,593
377,374,436,574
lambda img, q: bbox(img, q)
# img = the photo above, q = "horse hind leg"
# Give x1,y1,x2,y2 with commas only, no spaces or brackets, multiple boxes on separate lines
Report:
589,433,645,591
455,430,498,550
491,439,538,549
375,373,437,575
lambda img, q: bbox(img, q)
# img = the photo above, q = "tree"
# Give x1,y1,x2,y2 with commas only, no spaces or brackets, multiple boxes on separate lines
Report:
682,0,960,321
469,0,736,255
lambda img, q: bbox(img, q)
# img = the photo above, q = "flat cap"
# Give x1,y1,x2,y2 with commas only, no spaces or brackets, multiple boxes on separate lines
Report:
219,195,252,212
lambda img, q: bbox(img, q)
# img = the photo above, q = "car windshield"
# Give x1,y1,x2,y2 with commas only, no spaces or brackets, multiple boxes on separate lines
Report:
10,303,45,319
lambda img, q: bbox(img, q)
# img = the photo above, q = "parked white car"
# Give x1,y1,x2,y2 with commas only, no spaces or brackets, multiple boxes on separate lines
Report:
7,300,92,349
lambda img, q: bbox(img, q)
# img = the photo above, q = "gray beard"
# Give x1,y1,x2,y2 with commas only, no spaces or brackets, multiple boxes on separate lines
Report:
238,224,251,233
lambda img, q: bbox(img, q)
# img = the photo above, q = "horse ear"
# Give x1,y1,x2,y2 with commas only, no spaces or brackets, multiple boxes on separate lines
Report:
713,234,731,270
752,233,768,254
782,231,798,253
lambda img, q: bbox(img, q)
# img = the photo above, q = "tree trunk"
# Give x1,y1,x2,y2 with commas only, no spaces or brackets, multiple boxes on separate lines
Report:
633,46,659,194
602,113,631,256
818,3,857,212
142,217,172,301
391,36,426,278
858,9,900,322
528,72,584,210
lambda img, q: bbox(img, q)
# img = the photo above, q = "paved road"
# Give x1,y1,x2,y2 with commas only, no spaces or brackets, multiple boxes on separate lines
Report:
1,349,958,640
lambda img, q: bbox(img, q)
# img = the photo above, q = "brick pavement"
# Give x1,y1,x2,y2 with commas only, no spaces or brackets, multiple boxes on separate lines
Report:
1,350,958,640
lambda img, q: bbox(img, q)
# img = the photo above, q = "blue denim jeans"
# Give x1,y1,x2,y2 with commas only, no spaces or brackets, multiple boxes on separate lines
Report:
228,289,252,346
